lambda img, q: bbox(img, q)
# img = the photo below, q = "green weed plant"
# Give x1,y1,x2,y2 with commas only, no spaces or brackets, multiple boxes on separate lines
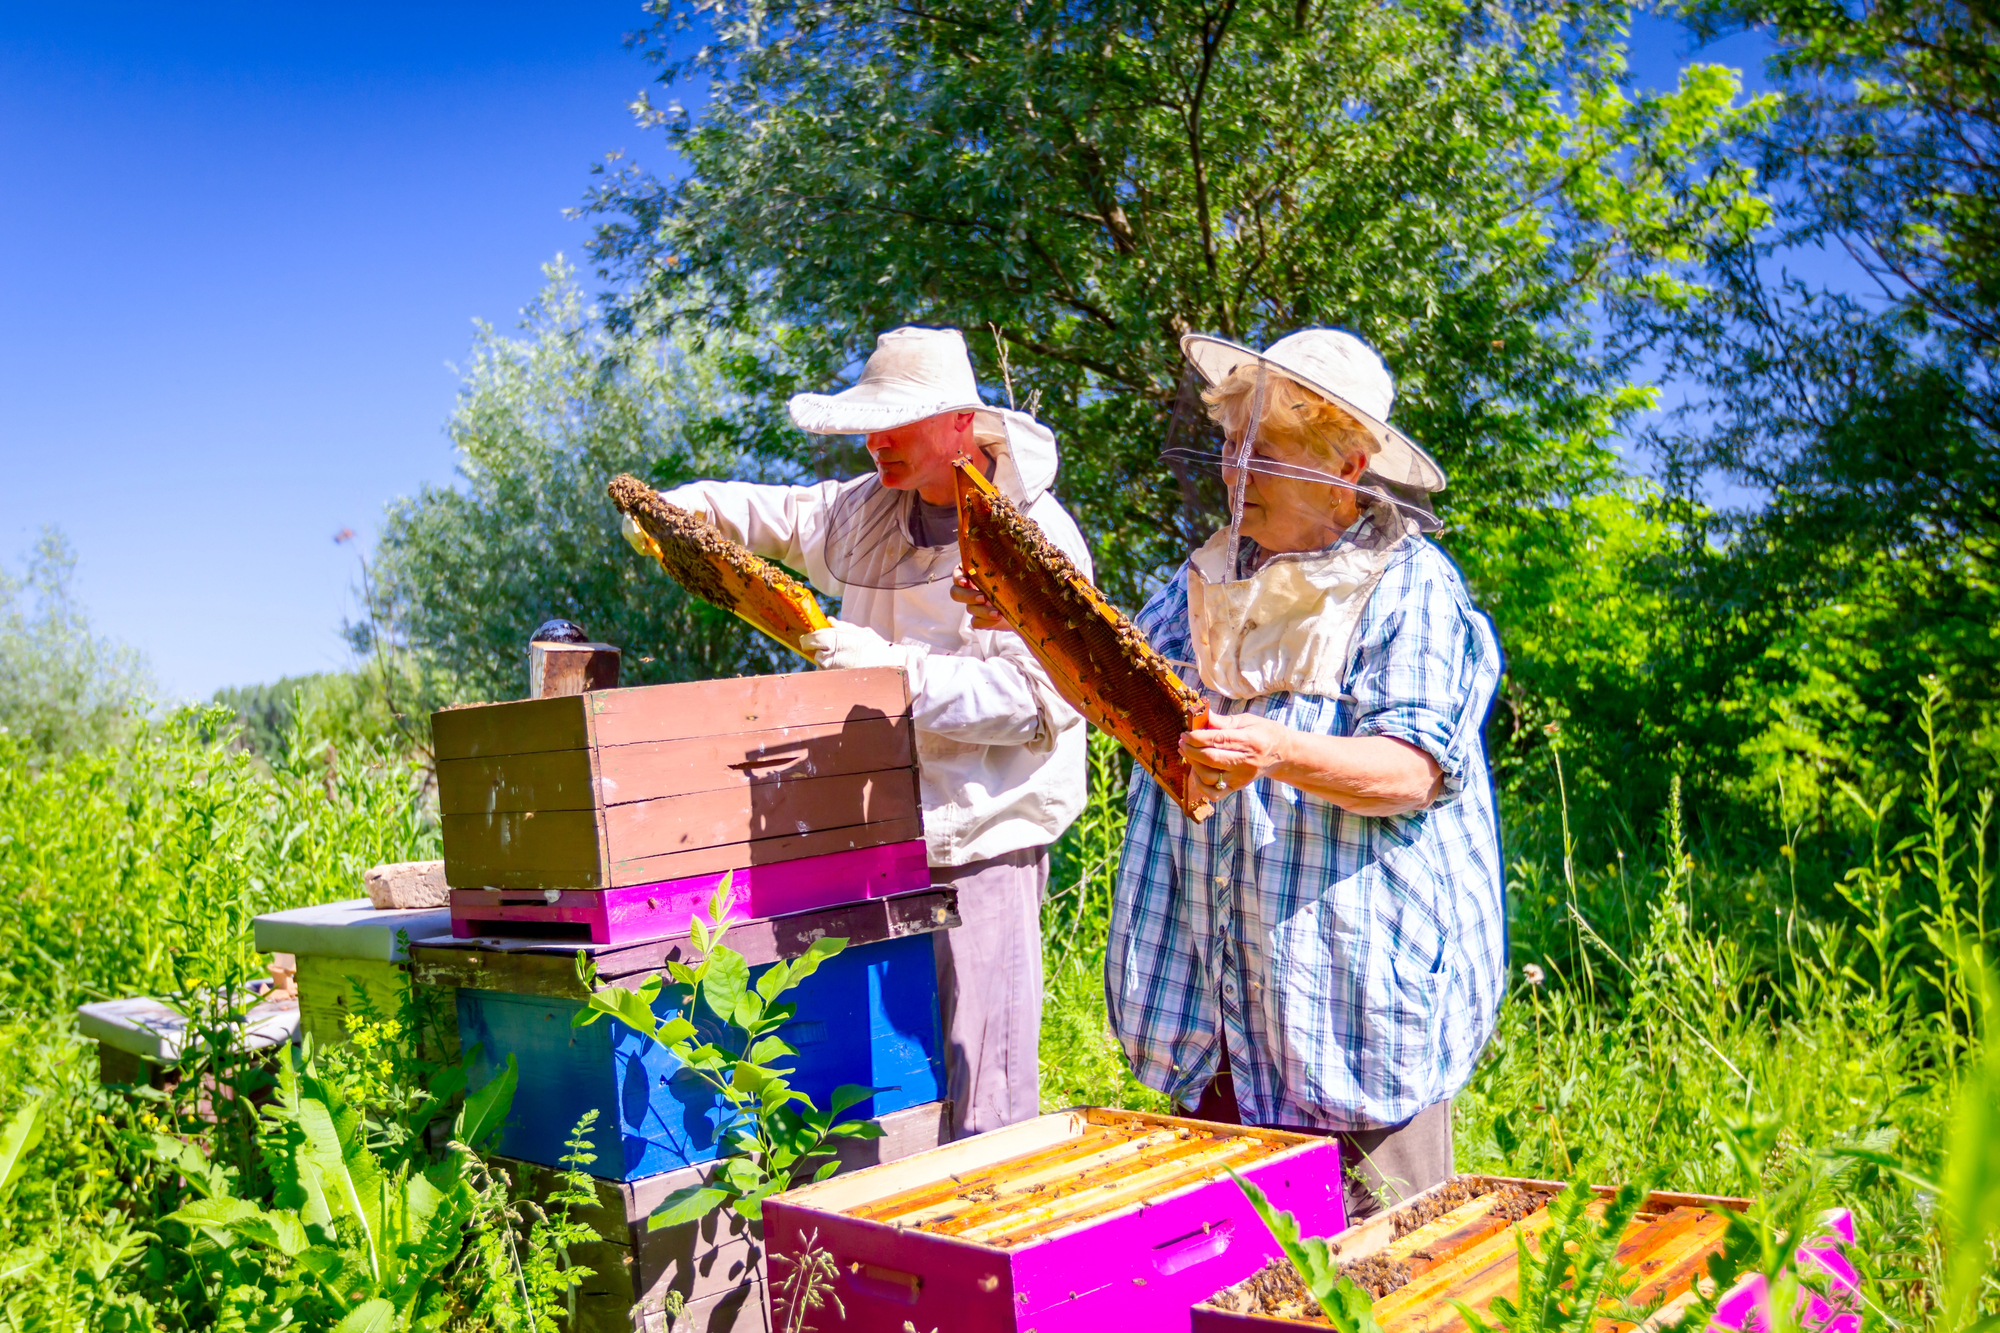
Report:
572,876,885,1228
1044,706,1998,1332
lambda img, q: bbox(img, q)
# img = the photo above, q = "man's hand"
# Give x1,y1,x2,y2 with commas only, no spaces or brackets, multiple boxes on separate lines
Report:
799,620,913,671
1181,711,1293,797
950,567,1009,631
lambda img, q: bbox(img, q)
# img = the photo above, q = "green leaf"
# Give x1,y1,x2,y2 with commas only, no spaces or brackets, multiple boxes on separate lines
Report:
1232,1170,1382,1333
748,1035,800,1064
761,1080,806,1112
587,985,666,1041
1943,962,2000,1329
732,991,767,1031
813,1160,843,1182
235,1209,310,1258
708,872,737,925
719,1156,766,1193
333,1297,397,1333
732,1177,787,1221
829,1121,887,1140
702,948,750,1026
730,1062,775,1097
455,1054,518,1152
296,1092,389,1281
682,1042,732,1072
755,960,794,1002
690,915,712,954
0,1247,44,1283
666,959,699,988
646,1185,731,1230
787,936,846,987
829,1084,879,1117
0,1097,45,1201
165,1196,265,1231
148,1132,230,1199
657,1015,700,1048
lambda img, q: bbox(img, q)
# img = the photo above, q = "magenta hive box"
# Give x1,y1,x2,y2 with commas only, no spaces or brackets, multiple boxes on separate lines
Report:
448,838,929,944
1710,1209,1860,1333
761,1107,1344,1333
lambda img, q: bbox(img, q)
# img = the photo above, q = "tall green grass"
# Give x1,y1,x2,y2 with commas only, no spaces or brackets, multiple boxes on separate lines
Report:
1039,720,1997,1330
0,705,440,1331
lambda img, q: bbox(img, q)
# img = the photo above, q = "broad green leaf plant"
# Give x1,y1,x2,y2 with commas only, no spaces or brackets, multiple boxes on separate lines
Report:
159,1045,520,1332
573,875,885,1228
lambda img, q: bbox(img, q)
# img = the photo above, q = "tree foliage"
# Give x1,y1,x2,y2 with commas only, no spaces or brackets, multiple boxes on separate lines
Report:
0,529,152,758
1635,0,2000,812
588,0,1768,597
361,264,791,711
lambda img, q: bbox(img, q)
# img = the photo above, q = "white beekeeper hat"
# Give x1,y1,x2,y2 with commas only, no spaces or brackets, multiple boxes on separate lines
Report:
1180,328,1448,493
789,325,1063,590
787,327,1055,490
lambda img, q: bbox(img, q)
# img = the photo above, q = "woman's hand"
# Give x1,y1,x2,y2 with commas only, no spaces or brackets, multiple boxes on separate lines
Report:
950,567,1008,631
1181,712,1294,797
1182,712,1445,814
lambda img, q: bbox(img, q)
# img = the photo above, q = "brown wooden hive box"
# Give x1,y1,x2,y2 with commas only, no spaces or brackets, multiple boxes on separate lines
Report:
1193,1174,1752,1333
434,668,922,890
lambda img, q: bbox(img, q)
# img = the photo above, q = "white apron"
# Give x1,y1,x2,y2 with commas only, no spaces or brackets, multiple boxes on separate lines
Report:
1185,526,1405,700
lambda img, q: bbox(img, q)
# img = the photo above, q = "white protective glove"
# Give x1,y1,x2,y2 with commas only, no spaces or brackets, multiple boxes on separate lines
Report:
799,619,921,676
620,513,652,555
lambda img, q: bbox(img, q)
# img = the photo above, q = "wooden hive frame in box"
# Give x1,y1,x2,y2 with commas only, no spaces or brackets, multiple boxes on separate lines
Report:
1194,1174,1763,1333
608,473,829,659
954,460,1215,822
762,1106,1344,1333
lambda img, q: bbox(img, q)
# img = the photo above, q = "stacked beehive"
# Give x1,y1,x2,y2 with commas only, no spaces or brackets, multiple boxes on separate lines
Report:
420,665,954,1332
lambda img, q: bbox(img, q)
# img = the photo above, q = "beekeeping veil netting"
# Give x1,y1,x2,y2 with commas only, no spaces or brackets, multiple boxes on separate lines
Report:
1159,357,1440,577
820,476,965,590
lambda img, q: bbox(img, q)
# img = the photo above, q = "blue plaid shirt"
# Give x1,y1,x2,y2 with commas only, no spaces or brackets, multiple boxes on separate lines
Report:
1106,532,1507,1130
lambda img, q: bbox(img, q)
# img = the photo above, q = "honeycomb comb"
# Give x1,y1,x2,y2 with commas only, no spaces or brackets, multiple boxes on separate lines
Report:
608,473,830,661
954,462,1213,823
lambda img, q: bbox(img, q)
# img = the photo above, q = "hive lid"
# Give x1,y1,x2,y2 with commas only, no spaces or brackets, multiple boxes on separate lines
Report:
253,898,452,961
77,993,299,1062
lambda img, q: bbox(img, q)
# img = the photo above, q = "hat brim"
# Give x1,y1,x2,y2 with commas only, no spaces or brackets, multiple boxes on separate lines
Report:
787,386,988,437
1179,333,1448,492
788,389,1058,504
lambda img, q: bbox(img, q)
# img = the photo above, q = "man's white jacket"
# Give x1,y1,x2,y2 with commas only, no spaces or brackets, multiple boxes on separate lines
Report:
659,432,1090,868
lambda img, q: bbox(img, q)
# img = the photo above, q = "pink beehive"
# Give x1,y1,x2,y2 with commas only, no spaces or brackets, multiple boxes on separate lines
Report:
761,1107,1345,1333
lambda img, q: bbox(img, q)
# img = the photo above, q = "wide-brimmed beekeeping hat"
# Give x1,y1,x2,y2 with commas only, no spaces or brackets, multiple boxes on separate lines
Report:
788,325,1056,498
790,324,1062,589
1179,328,1448,493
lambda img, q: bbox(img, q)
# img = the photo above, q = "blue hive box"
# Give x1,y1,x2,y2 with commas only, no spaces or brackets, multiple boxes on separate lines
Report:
458,930,943,1179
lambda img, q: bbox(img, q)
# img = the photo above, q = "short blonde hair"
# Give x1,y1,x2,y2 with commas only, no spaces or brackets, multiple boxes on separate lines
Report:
1201,366,1379,468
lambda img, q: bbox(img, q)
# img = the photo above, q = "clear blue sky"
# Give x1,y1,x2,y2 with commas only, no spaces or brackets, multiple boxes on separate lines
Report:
0,5,1779,701
0,2,667,699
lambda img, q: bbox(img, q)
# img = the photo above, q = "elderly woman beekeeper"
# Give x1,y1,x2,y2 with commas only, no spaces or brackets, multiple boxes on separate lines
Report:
1113,329,1506,1219
637,325,1089,1138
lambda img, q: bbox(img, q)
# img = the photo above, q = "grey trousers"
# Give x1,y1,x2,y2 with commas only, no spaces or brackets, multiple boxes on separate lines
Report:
930,847,1048,1138
1191,1040,1455,1221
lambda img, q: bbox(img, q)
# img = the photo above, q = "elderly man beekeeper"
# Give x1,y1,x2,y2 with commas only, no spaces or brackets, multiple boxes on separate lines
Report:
1113,329,1507,1219
638,325,1090,1137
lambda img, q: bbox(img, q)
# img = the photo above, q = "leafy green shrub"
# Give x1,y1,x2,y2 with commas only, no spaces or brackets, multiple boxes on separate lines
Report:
0,528,151,758
573,880,885,1228
360,264,791,708
158,1045,519,1331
